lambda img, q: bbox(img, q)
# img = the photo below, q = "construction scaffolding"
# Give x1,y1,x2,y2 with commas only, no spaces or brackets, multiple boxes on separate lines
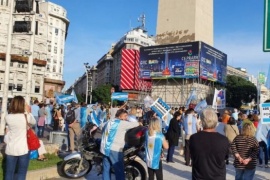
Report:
150,78,222,107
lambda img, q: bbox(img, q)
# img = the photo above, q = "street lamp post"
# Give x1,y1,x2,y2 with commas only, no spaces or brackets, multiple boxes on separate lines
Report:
83,63,92,104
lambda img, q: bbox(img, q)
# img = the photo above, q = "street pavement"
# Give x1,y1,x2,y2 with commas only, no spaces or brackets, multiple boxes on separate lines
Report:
43,127,270,180
50,148,270,180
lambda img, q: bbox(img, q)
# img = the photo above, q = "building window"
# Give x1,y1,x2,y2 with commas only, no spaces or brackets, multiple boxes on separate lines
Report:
48,45,51,52
55,28,58,35
6,0,8,6
10,62,13,67
47,65,50,71
1,0,3,5
8,83,13,91
35,86,40,93
47,58,51,62
53,65,56,72
59,67,61,73
54,47,57,54
16,84,22,91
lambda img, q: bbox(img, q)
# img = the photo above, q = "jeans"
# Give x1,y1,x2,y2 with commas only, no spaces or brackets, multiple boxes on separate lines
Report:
5,153,30,180
148,160,163,180
33,116,39,134
37,126,45,138
235,168,256,180
166,144,175,162
102,150,125,180
258,141,268,165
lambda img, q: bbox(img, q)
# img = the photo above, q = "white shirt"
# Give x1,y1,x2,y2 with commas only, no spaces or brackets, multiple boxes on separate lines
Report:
4,113,36,156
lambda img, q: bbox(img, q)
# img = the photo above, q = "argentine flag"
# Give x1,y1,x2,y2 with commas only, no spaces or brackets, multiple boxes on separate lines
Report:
88,110,100,127
100,119,121,156
145,131,165,169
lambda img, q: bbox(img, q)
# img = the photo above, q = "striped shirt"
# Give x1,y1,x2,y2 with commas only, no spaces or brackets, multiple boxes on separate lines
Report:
231,135,259,169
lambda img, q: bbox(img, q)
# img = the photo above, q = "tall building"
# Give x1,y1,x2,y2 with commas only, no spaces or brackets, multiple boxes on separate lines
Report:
156,0,213,45
0,0,69,102
96,49,113,87
110,27,155,87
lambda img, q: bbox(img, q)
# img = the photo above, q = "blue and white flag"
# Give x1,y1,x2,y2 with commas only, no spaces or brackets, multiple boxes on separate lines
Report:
111,92,128,101
150,98,170,119
100,119,121,156
55,94,75,104
71,89,78,103
145,131,164,169
195,100,208,113
185,89,197,108
88,110,100,127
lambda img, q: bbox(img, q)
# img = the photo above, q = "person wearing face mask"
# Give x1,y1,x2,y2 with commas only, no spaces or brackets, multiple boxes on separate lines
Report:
100,109,139,180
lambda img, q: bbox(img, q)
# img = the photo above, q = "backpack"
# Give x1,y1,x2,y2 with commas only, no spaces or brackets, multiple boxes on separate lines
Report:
66,108,76,124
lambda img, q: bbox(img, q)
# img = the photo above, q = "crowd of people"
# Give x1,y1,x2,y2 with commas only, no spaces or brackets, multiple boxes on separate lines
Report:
1,95,270,179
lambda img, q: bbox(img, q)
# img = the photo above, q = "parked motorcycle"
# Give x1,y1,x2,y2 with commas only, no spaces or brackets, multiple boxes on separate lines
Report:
60,122,147,179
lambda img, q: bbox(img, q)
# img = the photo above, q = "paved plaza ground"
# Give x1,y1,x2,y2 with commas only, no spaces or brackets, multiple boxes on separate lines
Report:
51,146,270,180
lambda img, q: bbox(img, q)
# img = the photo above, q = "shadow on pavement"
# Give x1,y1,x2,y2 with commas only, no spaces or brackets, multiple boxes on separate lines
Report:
162,160,191,179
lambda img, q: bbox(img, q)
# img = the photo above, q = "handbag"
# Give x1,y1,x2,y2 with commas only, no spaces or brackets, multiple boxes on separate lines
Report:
25,114,40,150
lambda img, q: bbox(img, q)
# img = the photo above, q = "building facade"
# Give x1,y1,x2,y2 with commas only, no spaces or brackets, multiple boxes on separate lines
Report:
110,28,155,87
227,66,248,80
96,50,113,87
66,66,97,104
156,0,213,46
0,0,68,102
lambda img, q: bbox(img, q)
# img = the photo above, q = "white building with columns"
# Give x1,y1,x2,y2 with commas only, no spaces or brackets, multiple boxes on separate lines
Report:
0,0,68,102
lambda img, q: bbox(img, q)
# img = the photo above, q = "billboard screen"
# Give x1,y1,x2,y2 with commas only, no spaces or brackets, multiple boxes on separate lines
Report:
139,42,200,79
200,42,227,84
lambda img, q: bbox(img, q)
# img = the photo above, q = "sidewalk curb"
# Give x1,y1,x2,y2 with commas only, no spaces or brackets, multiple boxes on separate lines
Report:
27,166,60,180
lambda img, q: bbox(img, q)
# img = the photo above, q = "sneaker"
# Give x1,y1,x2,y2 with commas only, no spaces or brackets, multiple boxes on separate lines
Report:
259,164,263,168
265,165,269,168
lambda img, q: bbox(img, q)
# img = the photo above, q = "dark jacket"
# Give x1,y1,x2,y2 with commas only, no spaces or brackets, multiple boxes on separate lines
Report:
166,118,180,146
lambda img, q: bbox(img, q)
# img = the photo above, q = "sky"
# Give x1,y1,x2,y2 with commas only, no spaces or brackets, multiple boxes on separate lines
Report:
50,0,270,89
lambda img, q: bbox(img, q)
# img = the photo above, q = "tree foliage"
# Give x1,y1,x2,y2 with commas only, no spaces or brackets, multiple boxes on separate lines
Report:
76,93,84,103
226,75,257,109
92,84,112,104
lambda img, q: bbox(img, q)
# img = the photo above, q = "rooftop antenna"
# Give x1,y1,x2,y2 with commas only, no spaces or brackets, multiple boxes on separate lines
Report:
138,13,146,30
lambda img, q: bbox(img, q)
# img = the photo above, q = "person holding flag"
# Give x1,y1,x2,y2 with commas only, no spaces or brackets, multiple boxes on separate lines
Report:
145,117,168,180
100,109,139,180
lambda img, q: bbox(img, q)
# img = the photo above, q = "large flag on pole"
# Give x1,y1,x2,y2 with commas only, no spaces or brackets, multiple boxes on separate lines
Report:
71,89,78,103
212,89,226,109
111,92,128,101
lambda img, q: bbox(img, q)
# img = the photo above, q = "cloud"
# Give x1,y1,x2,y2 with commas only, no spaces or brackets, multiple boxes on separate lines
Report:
214,31,270,76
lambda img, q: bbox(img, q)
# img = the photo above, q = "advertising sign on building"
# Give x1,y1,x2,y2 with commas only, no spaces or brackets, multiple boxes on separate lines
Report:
139,42,200,79
258,72,266,85
200,42,227,84
260,103,270,124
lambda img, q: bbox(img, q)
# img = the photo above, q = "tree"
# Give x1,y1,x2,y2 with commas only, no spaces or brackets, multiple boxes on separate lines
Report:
92,84,112,104
226,75,257,109
76,93,84,103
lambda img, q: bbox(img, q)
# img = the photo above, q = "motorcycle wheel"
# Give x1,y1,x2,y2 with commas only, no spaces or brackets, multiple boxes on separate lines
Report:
125,161,146,180
61,158,92,179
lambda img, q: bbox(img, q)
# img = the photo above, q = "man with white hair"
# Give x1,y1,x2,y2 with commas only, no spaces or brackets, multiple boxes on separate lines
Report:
190,108,229,180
